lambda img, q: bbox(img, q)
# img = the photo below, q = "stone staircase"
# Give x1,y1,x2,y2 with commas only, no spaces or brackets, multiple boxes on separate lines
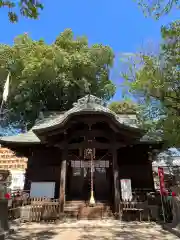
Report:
64,201,113,219
64,201,84,219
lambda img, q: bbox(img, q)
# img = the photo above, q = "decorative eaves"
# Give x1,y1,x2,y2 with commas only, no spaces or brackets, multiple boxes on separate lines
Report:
0,95,161,145
32,95,140,132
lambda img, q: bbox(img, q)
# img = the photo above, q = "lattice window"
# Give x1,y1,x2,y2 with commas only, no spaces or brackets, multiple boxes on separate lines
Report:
96,167,106,173
72,168,81,176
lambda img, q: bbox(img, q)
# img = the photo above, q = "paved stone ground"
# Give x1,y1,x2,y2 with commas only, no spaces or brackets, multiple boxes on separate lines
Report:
6,220,179,240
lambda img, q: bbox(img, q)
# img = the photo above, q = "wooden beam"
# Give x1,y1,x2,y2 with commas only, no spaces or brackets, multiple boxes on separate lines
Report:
69,115,141,136
38,115,118,137
66,129,113,141
59,135,68,214
47,127,133,145
111,135,121,214
59,158,66,213
47,138,130,148
36,114,142,142
55,140,125,149
72,115,120,132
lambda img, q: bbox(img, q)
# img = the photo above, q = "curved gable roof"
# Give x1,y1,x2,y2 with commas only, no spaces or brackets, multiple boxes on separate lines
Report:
33,95,141,134
0,95,160,145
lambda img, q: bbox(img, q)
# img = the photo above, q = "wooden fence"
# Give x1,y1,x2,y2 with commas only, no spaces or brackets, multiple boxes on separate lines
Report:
8,198,158,222
119,201,151,221
7,191,172,222
8,197,61,222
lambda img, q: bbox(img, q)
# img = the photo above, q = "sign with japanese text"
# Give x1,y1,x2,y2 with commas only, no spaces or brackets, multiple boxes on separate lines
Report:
120,179,132,201
71,160,109,168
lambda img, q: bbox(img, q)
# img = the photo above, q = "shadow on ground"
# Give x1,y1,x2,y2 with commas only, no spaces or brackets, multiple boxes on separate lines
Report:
6,228,60,240
6,221,178,240
77,223,177,240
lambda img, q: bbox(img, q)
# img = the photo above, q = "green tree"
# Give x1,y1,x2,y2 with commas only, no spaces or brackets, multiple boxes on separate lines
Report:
121,20,180,147
108,100,138,114
136,0,179,19
1,1,178,23
0,29,116,127
0,0,43,22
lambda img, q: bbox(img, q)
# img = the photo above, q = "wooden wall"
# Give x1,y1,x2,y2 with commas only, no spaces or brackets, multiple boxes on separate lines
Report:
118,145,154,191
24,143,154,199
24,146,62,198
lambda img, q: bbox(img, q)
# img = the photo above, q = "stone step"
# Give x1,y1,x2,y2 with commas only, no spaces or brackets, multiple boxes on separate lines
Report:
64,207,79,212
65,201,85,204
65,201,85,206
63,201,113,219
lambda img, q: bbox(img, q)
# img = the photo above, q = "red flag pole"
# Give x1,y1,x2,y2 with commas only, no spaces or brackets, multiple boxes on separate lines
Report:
158,167,166,223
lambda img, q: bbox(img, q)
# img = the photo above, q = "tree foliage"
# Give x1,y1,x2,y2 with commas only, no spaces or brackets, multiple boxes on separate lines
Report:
0,124,20,136
108,100,138,114
0,29,115,127
121,20,180,147
136,0,179,19
1,1,179,23
0,0,43,22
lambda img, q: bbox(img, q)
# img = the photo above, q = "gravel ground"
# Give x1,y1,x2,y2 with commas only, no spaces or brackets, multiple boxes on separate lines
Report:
6,220,179,240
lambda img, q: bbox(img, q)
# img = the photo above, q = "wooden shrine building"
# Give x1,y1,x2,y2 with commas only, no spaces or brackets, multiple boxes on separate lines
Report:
0,95,162,213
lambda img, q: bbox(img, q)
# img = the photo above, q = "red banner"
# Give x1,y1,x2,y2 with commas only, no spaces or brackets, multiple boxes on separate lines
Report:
158,167,167,195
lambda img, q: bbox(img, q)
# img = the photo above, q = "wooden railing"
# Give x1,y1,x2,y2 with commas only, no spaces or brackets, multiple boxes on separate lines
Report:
119,201,151,221
8,197,60,222
7,192,163,222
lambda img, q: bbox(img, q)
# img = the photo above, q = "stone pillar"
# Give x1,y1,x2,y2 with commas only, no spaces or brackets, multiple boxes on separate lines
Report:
112,147,120,214
0,200,9,233
59,150,67,213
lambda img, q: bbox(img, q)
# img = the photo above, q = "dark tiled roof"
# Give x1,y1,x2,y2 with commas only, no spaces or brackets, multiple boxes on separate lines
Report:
0,95,159,145
0,130,40,144
140,130,163,143
32,95,140,132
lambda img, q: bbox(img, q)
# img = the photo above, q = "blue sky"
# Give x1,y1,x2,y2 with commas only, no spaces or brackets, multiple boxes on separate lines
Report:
0,0,179,101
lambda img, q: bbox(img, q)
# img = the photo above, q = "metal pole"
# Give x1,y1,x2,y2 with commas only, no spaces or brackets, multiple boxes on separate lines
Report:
160,194,166,223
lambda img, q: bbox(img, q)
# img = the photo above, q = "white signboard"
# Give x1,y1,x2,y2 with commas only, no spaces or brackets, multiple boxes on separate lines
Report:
10,170,25,190
30,182,55,198
120,179,132,201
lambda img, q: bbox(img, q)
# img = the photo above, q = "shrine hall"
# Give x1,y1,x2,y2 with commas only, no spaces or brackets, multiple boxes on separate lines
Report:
0,95,162,213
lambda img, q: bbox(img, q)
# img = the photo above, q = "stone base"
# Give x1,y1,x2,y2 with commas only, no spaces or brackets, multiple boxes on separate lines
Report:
64,201,113,220
0,200,9,232
149,205,159,221
0,232,5,240
163,224,180,238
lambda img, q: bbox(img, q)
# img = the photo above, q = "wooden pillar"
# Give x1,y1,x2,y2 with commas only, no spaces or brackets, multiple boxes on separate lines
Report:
112,147,120,214
59,148,67,213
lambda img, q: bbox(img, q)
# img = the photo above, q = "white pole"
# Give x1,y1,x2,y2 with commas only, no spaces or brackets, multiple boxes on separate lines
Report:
89,150,95,206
